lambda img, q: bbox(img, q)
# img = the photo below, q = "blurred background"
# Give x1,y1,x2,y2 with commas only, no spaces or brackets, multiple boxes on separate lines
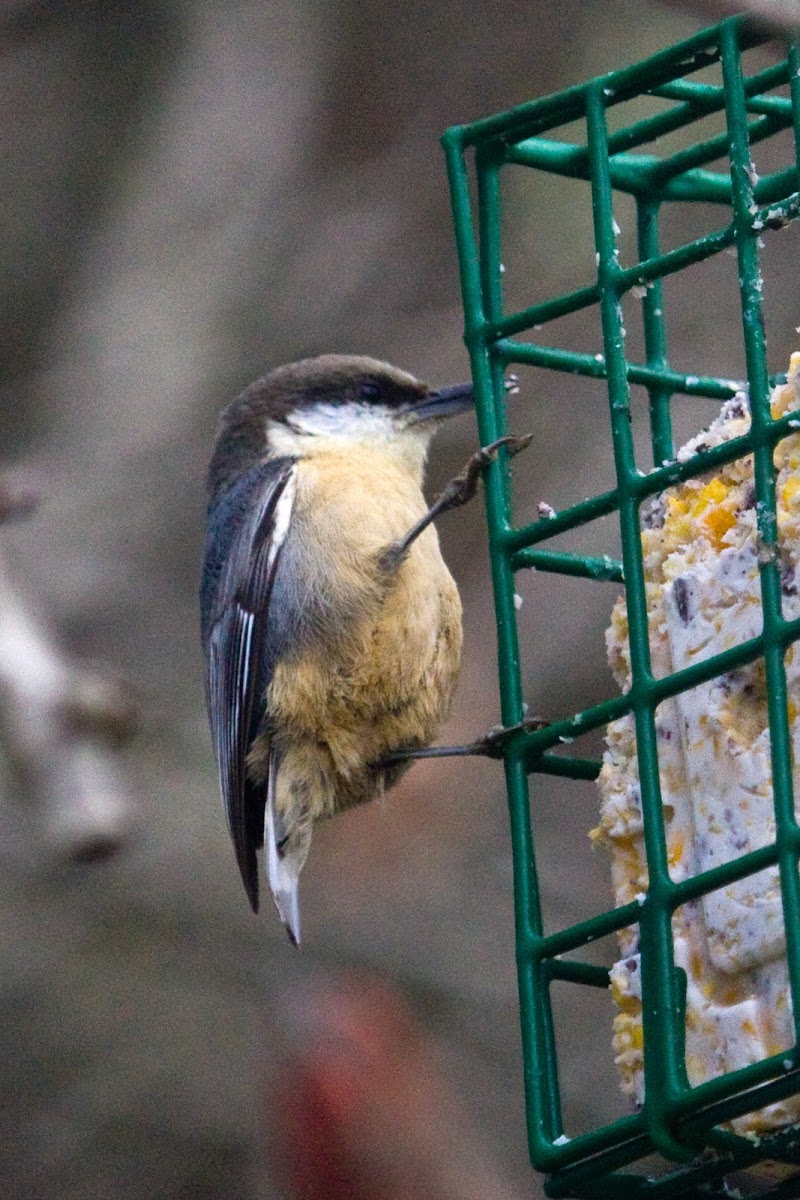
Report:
1,1,799,1196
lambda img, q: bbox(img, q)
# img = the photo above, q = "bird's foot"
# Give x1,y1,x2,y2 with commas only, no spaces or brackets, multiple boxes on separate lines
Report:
377,433,533,571
431,433,534,517
379,715,548,766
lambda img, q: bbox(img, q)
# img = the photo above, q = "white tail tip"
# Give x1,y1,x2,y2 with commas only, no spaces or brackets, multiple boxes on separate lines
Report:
265,760,302,946
273,880,301,946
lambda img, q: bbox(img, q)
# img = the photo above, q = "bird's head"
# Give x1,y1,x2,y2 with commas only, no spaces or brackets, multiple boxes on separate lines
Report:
208,355,474,498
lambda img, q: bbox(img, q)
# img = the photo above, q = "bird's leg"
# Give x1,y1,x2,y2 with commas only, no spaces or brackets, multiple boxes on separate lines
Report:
378,715,549,767
377,433,533,572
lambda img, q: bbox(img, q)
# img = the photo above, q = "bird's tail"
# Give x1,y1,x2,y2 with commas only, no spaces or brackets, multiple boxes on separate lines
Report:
265,750,302,946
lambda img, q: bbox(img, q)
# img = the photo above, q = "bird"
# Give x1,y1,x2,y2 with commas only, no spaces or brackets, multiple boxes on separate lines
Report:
200,353,517,944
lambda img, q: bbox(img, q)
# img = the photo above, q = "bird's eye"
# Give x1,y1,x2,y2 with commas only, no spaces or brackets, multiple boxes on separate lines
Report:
358,381,382,401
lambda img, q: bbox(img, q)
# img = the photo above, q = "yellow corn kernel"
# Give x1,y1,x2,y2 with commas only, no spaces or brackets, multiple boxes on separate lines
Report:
783,476,800,509
668,832,685,868
702,503,736,546
667,495,690,518
674,477,736,547
691,477,729,514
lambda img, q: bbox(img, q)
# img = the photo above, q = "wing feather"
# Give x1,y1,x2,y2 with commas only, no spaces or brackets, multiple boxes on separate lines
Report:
201,458,297,910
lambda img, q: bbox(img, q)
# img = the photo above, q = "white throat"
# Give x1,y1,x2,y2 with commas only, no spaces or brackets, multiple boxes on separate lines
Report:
266,403,434,479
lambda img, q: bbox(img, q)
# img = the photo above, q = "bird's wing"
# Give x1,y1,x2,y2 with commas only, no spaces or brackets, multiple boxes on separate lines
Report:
201,457,297,911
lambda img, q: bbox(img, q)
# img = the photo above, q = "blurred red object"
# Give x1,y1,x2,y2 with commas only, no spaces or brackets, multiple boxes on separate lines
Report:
275,973,523,1200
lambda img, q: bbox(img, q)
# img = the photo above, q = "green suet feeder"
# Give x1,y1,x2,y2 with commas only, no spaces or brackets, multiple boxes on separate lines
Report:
443,15,800,1198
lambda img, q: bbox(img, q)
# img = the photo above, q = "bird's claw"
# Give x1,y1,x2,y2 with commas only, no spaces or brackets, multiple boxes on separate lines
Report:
435,434,534,512
473,714,549,758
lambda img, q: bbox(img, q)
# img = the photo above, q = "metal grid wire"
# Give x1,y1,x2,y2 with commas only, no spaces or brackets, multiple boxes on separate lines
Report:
443,15,800,1199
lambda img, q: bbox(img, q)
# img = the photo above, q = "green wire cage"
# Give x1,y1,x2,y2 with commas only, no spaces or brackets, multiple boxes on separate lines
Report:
443,14,800,1199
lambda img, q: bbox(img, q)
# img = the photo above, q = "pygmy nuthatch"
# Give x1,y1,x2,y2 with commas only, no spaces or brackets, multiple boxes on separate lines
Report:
201,354,484,943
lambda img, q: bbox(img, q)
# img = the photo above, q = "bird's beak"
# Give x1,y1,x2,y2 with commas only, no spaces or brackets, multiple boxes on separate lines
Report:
404,382,474,424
